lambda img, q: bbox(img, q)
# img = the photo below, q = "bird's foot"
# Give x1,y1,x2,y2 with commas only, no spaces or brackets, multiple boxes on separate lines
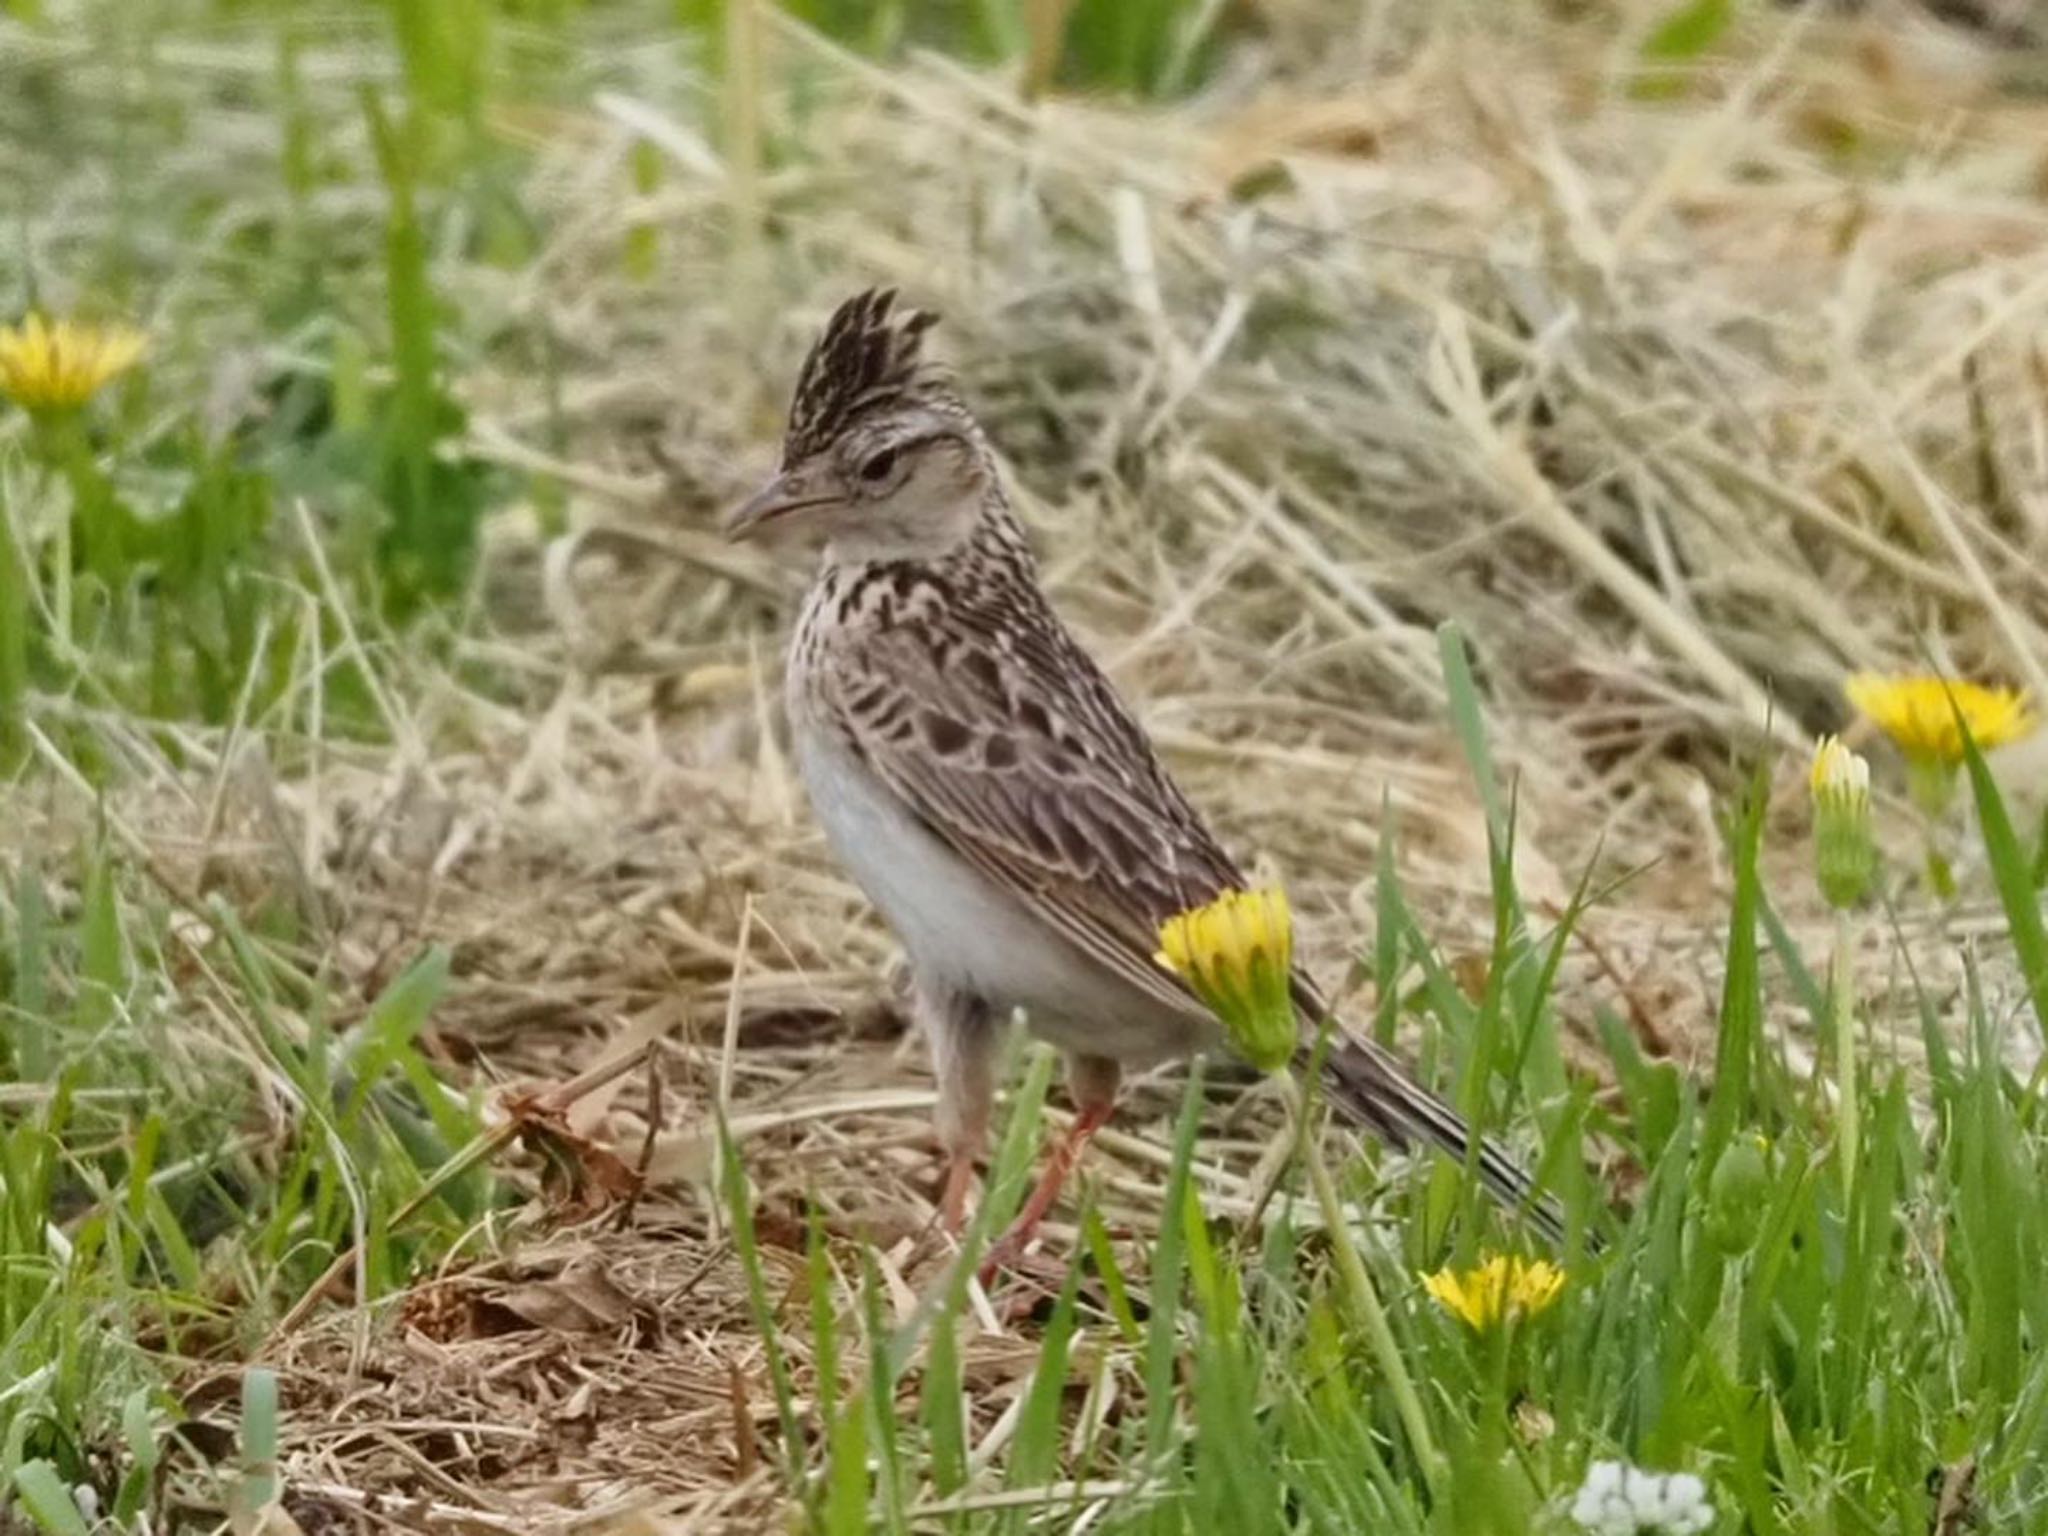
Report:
975,1099,1113,1287
939,1152,976,1237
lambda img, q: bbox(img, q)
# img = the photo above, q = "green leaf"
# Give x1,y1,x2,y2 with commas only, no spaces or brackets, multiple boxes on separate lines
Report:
360,84,491,616
1759,892,1828,1027
1056,0,1228,98
1373,796,1404,1048
11,1462,91,1536
1701,757,1768,1173
240,1367,281,1511
1644,0,1734,60
121,1388,158,1476
806,1203,839,1429
920,1281,968,1507
114,1388,159,1520
1006,1261,1080,1491
0,476,27,775
12,866,50,1079
715,1113,807,1501
1954,963,2024,1402
1180,1172,1227,1327
343,947,450,1109
76,843,124,1034
144,1186,203,1292
1143,1060,1208,1459
821,1389,869,1536
125,1111,162,1226
1082,1203,1141,1344
1437,622,1507,850
1959,722,2048,1051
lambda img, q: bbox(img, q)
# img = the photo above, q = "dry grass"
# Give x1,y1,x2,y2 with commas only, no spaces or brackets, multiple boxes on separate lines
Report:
14,2,2048,1528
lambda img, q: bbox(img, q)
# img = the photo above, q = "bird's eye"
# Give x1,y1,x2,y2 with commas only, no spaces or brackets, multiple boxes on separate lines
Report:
858,448,899,485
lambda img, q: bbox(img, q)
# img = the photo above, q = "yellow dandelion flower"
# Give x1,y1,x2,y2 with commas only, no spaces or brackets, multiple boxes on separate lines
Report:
1422,1253,1565,1332
1844,674,2036,766
1156,886,1295,1074
0,313,148,413
1808,735,1876,910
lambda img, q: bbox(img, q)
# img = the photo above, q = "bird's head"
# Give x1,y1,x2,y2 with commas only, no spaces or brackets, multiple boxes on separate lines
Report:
724,289,994,563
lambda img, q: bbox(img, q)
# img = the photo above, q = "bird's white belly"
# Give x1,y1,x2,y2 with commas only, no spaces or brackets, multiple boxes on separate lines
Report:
793,725,1210,1064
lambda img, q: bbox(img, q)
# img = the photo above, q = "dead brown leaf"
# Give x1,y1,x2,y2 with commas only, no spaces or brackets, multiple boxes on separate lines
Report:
503,1089,644,1219
490,1258,640,1335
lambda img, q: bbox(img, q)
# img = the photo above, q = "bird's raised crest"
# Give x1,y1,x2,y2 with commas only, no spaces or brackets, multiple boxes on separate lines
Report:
783,288,941,467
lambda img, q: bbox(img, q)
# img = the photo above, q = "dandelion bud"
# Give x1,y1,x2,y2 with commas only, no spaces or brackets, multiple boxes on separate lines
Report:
1706,1133,1771,1255
1809,736,1876,911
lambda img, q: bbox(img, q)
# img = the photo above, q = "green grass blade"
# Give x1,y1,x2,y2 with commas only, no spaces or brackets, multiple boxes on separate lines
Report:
1082,1203,1141,1344
240,1366,281,1511
342,947,450,1115
12,866,51,1080
1954,960,2026,1406
807,1203,839,1430
1006,1261,1081,1495
821,1389,870,1536
0,479,27,775
715,1115,807,1499
1142,1060,1208,1462
1373,796,1404,1048
1701,757,1769,1173
920,1285,968,1510
77,842,125,1034
1759,892,1828,1027
860,1250,909,1535
1958,722,2048,1048
11,1462,92,1536
1437,621,1507,849
2030,802,2048,890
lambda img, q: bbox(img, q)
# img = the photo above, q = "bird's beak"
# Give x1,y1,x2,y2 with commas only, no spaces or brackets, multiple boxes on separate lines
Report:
722,467,838,542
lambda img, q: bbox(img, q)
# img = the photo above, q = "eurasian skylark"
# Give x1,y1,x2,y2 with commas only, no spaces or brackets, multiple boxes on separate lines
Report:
727,289,1560,1251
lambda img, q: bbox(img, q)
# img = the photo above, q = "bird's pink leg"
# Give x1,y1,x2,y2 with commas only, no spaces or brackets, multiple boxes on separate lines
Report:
923,986,994,1237
980,1054,1120,1281
939,1151,977,1235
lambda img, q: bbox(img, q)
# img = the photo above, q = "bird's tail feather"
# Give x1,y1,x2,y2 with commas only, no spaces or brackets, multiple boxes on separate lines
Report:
1312,1034,1566,1246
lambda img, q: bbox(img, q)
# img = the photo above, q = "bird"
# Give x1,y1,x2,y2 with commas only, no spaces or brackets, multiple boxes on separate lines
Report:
724,288,1562,1258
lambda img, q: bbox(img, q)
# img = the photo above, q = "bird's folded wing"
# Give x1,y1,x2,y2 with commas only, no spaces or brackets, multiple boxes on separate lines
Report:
832,622,1242,1020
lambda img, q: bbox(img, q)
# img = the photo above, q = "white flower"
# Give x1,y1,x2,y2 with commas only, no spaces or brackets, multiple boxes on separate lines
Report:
1567,1459,1713,1534
1664,1474,1711,1530
1569,1461,1630,1536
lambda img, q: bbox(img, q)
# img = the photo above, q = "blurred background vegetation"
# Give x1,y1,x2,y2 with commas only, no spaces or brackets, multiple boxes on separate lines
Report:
0,0,1281,760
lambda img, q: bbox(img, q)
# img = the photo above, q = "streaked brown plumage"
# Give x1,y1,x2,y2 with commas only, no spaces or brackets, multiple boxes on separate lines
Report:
727,289,1560,1249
